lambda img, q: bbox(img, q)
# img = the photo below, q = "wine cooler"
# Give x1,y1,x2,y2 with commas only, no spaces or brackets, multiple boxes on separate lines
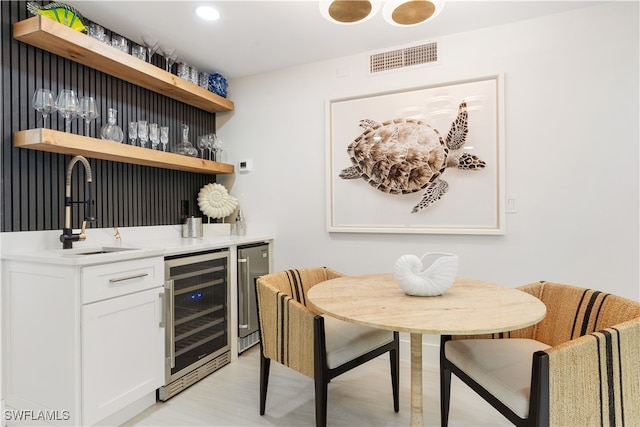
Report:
159,249,231,401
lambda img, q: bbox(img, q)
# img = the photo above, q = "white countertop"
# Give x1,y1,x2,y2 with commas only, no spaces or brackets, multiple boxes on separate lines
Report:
0,224,274,266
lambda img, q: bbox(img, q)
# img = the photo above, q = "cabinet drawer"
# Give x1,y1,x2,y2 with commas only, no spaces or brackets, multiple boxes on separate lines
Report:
82,257,164,304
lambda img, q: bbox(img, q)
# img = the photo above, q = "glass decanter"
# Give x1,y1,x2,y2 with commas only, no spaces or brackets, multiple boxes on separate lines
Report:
173,124,198,157
100,108,124,143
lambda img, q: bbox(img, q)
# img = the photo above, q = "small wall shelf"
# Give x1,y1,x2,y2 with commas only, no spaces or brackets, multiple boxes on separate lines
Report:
13,16,234,113
14,129,234,175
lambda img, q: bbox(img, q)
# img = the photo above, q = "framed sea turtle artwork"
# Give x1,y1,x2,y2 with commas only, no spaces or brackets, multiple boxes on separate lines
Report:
326,74,505,234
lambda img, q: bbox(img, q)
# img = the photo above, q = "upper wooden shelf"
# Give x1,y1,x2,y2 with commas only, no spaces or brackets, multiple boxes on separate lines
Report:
15,128,234,175
13,16,234,113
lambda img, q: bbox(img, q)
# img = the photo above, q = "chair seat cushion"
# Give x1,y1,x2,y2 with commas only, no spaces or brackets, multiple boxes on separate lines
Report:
445,338,550,418
323,315,394,369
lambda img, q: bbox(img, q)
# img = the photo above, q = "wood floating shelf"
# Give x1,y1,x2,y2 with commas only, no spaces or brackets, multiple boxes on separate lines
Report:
13,16,234,113
14,129,234,175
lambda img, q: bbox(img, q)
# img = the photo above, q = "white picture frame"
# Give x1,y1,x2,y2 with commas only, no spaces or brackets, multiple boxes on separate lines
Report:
326,74,505,234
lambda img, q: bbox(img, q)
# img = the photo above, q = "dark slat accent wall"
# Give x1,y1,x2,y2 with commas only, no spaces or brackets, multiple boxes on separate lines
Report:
1,1,218,232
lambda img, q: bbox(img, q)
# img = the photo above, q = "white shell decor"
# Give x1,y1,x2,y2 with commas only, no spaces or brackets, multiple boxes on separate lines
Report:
197,183,239,220
393,253,459,297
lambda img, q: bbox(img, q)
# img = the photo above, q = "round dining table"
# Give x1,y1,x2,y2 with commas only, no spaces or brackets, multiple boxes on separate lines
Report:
307,274,546,427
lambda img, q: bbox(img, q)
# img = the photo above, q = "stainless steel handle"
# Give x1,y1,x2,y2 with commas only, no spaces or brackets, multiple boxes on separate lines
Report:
108,272,149,283
159,291,166,328
166,279,176,369
238,258,248,329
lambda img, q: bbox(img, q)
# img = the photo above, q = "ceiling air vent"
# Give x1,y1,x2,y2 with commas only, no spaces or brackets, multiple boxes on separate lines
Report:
368,40,439,75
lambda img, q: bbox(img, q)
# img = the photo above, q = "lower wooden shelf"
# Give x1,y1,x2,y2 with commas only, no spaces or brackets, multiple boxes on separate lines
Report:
14,128,234,175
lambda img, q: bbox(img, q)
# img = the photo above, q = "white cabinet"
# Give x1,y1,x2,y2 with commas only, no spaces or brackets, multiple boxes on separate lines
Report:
2,256,164,426
82,287,164,425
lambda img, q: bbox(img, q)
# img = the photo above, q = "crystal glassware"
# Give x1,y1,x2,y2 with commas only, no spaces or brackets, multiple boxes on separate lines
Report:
207,134,216,161
167,52,178,74
159,44,176,72
141,34,159,64
55,89,79,133
149,123,159,150
198,135,207,159
100,108,124,142
213,134,223,162
173,124,198,157
111,35,128,53
160,126,169,151
78,96,99,137
138,120,148,148
32,88,56,128
131,44,147,61
128,121,138,145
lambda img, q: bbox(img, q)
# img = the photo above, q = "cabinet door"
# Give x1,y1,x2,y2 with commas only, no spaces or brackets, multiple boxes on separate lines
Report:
82,287,165,425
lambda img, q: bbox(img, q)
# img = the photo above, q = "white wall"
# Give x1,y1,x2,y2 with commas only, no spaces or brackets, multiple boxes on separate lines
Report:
218,2,639,301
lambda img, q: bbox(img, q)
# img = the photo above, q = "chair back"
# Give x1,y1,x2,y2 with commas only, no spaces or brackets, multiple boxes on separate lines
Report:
518,281,640,346
256,267,344,377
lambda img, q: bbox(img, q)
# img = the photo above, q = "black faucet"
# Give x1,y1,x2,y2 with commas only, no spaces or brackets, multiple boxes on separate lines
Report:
60,155,96,249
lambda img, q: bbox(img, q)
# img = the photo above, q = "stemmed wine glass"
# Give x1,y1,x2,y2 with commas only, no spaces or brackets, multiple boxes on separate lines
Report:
55,89,79,133
128,122,138,145
160,126,169,151
138,120,148,148
206,134,215,160
78,96,99,137
32,88,56,128
149,123,159,150
198,135,207,159
213,134,223,162
159,44,176,72
167,52,178,73
141,34,159,64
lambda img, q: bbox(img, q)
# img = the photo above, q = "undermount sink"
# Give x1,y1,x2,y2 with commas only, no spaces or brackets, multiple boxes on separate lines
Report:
73,247,137,256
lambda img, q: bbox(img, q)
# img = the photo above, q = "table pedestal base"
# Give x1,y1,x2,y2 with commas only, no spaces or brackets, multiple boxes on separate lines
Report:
410,333,423,427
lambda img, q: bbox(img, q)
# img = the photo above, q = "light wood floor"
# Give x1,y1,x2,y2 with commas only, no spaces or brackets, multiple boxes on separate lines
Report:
124,345,510,427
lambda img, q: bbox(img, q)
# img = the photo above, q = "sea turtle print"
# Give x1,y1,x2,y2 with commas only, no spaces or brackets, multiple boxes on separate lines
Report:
339,101,486,213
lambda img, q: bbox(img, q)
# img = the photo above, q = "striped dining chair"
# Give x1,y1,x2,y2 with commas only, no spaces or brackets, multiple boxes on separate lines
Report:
440,281,640,427
256,267,399,427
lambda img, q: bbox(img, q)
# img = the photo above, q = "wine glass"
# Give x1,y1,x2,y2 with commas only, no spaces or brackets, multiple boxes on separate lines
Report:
78,96,99,137
32,88,56,128
159,44,176,72
55,89,79,133
141,34,159,64
149,123,159,150
128,122,138,145
213,134,223,162
160,126,169,151
167,52,178,74
138,120,148,148
206,134,215,160
197,135,207,159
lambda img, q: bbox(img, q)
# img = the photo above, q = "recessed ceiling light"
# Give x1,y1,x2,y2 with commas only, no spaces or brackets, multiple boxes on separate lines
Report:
195,5,220,21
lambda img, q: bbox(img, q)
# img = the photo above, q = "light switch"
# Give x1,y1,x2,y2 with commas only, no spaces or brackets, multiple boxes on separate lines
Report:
506,195,517,213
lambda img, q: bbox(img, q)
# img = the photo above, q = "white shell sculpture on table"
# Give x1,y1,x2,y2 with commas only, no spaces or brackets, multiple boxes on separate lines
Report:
393,253,459,296
197,183,239,220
